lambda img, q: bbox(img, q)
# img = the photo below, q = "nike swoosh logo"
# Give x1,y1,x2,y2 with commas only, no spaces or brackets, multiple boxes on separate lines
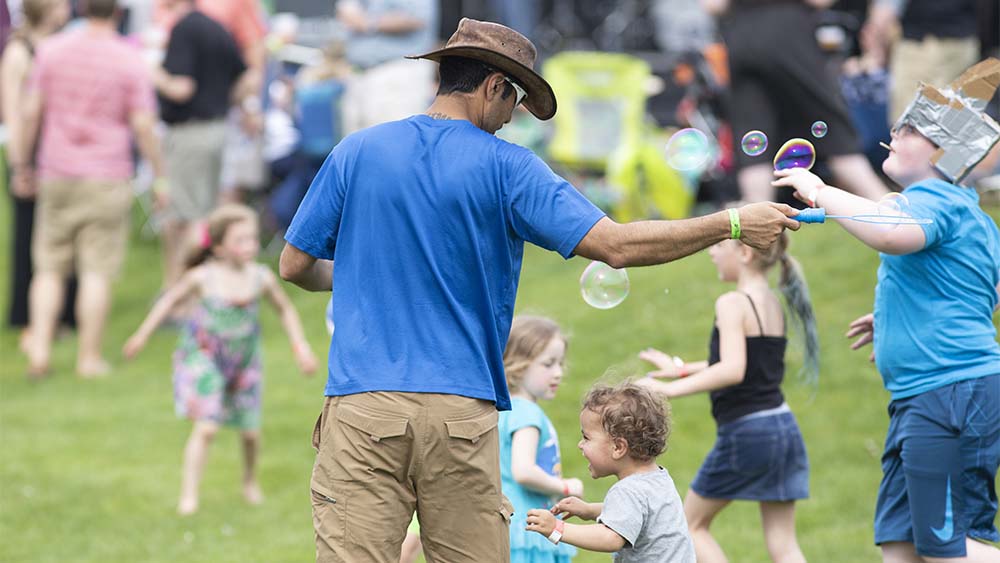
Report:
931,477,954,542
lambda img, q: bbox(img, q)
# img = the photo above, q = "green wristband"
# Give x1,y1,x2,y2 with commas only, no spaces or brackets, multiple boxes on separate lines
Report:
728,208,741,240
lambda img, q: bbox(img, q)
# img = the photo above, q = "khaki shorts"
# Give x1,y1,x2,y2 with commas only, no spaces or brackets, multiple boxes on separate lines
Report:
33,179,132,277
310,392,513,563
163,120,227,221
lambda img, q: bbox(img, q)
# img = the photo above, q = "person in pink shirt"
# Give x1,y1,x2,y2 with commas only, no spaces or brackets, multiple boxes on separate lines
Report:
21,0,165,378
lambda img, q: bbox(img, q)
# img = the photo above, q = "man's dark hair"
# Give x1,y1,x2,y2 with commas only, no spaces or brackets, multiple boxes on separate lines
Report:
84,0,118,19
437,56,513,101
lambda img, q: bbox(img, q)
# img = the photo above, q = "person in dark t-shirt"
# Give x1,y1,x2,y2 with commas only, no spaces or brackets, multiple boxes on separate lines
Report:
152,0,248,289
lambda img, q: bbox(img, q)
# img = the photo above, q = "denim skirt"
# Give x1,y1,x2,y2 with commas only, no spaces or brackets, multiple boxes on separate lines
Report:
691,405,810,501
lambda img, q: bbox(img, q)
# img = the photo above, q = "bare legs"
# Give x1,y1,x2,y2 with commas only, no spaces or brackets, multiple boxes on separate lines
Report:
685,490,732,562
26,270,112,377
882,540,1000,563
760,501,807,563
178,422,263,515
685,490,807,562
178,421,219,515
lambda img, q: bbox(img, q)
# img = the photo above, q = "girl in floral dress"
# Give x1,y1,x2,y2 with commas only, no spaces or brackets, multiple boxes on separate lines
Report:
124,204,317,514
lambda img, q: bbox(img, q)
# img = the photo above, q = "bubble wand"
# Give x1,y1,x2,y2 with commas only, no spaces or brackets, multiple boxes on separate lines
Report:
795,208,932,225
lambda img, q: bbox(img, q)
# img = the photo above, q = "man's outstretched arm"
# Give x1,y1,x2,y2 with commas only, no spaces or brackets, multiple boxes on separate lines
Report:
574,202,800,268
279,243,333,292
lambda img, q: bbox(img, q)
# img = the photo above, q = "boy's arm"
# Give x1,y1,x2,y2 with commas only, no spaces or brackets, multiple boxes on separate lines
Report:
552,496,603,521
773,169,926,255
525,509,626,553
560,522,627,553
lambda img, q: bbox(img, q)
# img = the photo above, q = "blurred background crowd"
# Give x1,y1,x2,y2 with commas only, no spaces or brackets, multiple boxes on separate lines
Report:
0,0,997,375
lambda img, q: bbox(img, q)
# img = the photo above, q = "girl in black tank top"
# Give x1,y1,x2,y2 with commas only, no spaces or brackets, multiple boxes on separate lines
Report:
636,233,819,563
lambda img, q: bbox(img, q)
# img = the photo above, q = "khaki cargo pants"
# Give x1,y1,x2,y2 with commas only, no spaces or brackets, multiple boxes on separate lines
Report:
310,392,513,563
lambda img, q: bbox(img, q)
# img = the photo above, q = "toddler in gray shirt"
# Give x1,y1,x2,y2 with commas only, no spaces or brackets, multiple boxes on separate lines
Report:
526,382,695,562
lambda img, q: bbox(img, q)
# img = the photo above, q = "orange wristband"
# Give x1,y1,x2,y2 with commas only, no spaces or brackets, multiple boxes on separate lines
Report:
562,480,570,497
678,365,689,378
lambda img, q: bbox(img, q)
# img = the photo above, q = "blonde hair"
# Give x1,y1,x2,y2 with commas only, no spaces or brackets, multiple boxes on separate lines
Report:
184,204,258,269
503,316,565,393
746,233,820,386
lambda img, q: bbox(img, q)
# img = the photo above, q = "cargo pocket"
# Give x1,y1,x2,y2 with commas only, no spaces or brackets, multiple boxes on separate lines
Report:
311,411,323,451
311,480,345,549
330,406,410,481
499,496,514,527
443,410,499,484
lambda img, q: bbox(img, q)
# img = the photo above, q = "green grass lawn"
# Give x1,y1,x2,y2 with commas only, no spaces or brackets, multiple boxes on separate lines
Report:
2,196,997,563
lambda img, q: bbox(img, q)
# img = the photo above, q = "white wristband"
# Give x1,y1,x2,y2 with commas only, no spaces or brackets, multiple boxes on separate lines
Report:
547,528,563,545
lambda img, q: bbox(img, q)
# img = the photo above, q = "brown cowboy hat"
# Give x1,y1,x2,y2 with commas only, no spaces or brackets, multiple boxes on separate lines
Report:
406,18,557,120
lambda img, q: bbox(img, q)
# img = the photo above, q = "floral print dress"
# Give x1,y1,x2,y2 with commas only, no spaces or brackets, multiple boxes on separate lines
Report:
173,266,263,430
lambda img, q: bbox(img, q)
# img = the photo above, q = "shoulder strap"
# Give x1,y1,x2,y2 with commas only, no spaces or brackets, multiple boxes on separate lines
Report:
741,292,766,335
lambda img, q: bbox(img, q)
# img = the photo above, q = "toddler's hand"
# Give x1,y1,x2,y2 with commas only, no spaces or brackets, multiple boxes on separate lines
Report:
295,344,318,375
772,168,826,205
552,496,599,521
563,478,584,498
122,334,146,360
525,508,558,536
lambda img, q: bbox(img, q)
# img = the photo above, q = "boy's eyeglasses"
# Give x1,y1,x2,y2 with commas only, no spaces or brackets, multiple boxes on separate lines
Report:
502,76,528,106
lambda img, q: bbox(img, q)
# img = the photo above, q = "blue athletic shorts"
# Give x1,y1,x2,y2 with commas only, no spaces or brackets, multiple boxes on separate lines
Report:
874,374,999,558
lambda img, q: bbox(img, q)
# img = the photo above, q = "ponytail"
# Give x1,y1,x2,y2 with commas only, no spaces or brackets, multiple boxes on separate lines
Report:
778,253,820,387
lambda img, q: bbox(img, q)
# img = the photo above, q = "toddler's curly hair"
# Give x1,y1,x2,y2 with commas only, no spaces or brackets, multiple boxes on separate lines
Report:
582,382,670,462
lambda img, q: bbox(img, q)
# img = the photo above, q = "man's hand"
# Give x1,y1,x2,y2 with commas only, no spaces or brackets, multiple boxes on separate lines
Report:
551,496,601,521
846,313,876,362
738,201,801,250
526,508,559,536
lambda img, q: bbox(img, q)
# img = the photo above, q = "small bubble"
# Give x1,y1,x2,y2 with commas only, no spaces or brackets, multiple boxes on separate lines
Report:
183,532,195,544
811,121,828,138
21,485,35,498
740,130,768,156
221,525,234,537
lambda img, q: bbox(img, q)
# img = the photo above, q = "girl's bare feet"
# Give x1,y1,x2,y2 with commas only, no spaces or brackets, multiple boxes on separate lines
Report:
77,359,110,378
243,480,263,505
177,496,198,516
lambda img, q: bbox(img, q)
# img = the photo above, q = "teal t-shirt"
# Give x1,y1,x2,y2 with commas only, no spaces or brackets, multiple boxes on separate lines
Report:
874,179,1000,400
499,397,576,558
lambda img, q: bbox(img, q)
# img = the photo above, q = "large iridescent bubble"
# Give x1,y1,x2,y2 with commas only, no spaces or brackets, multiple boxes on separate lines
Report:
773,138,816,171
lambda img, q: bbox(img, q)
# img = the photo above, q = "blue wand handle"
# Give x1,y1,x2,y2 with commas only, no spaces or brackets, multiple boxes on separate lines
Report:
796,208,827,224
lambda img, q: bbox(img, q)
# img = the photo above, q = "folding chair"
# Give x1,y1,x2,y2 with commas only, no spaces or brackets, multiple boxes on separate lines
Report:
543,51,691,220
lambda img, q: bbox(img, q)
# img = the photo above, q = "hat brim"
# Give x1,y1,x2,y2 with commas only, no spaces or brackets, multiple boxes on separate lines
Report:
407,46,557,120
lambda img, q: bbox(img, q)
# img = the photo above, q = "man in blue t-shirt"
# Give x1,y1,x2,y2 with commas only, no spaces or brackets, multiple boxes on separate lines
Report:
774,58,1000,562
280,18,799,563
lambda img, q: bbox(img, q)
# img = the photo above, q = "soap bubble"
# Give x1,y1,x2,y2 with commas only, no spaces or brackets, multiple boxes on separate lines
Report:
664,128,711,171
811,121,828,138
773,138,816,171
740,130,768,156
580,261,630,309
876,192,911,229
